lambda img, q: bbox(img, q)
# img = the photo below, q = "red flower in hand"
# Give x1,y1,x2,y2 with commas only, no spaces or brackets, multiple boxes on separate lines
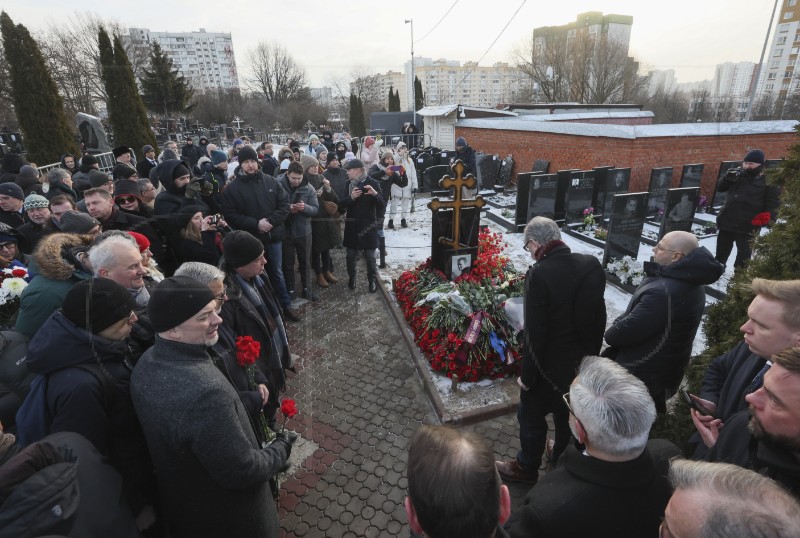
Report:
11,269,26,278
235,336,260,367
751,212,771,227
280,399,298,418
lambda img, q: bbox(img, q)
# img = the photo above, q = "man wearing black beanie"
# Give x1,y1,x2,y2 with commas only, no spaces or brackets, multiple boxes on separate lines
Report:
131,276,295,537
221,142,299,321
715,148,781,268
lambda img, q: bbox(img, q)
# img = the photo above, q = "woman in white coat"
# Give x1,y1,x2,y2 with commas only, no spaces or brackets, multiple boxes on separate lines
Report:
390,141,418,228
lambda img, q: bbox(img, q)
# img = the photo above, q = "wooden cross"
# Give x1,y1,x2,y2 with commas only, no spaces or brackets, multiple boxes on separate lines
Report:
427,160,486,250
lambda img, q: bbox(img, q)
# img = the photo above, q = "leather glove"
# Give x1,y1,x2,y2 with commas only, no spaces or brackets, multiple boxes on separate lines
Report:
273,432,299,459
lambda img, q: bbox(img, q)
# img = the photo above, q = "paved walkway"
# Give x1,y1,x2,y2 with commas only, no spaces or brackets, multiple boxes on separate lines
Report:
277,251,536,537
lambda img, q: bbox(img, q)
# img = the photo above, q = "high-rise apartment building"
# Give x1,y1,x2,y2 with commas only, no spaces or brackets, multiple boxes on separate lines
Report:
712,62,757,97
758,2,800,99
125,28,239,93
532,11,633,53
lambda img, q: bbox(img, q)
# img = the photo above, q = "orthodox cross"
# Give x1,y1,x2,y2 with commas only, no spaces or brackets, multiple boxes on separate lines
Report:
427,159,486,249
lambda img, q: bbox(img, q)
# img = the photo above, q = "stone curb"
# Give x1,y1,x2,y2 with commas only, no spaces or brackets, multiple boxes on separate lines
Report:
376,276,518,426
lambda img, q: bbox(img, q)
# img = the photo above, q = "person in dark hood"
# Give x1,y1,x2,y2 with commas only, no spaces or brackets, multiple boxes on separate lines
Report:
323,153,349,202
321,130,335,151
44,168,77,201
181,136,203,171
0,153,27,184
453,136,476,176
197,136,210,158
334,140,347,163
14,165,43,197
59,153,77,175
604,231,725,413
71,154,100,197
715,148,781,269
21,278,158,532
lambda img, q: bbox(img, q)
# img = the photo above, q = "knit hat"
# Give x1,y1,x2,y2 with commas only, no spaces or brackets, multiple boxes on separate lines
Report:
24,194,49,211
343,158,365,170
456,137,467,147
223,230,264,268
233,138,243,147
59,211,100,234
18,165,39,182
113,163,137,180
88,170,111,188
210,149,228,166
326,153,339,165
364,136,375,148
315,146,327,157
113,146,131,159
127,231,150,253
113,179,141,199
177,205,205,230
149,276,215,332
0,183,24,200
396,141,407,150
172,163,191,180
142,145,154,155
80,154,98,168
238,146,259,164
300,154,318,171
744,149,766,165
309,134,320,142
62,278,136,333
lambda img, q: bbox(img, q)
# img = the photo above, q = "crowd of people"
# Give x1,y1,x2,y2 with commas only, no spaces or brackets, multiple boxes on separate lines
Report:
0,140,798,537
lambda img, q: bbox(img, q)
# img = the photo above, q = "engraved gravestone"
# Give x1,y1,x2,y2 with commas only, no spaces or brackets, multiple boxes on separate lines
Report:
555,169,580,221
659,187,700,238
527,173,558,222
603,192,649,266
679,164,704,189
647,167,673,219
515,172,540,230
600,168,631,217
565,171,596,225
498,155,514,187
476,154,501,191
591,166,614,213
532,159,550,173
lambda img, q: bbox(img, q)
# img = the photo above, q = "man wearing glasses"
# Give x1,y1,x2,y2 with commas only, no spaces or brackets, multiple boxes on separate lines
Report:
496,217,606,484
506,357,679,537
604,230,723,413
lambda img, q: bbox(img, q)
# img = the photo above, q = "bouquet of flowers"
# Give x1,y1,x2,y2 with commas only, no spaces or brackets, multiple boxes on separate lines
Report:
752,212,771,227
0,266,28,327
395,232,523,382
582,207,596,230
606,256,645,286
236,336,275,446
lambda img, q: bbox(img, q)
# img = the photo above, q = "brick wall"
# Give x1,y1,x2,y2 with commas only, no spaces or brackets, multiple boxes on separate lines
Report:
456,126,796,196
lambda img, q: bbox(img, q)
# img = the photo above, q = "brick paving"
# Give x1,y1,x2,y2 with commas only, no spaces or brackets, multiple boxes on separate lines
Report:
277,251,539,537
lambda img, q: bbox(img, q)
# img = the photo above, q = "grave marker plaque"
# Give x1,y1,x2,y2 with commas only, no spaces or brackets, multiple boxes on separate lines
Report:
679,164,704,189
555,169,580,221
476,154,501,191
603,192,649,266
527,173,558,222
498,155,514,187
600,168,631,217
532,159,550,173
710,161,739,211
591,166,614,213
515,172,542,230
647,167,673,219
423,164,452,195
565,171,596,225
659,187,700,238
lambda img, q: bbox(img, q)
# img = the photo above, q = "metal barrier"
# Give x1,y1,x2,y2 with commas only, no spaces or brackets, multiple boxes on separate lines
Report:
37,152,116,177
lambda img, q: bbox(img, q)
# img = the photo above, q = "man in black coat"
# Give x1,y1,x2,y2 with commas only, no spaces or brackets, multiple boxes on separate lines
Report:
221,146,299,321
180,136,203,171
337,158,385,293
453,136,476,176
691,278,800,456
696,347,800,498
0,182,26,228
497,217,606,483
715,148,781,268
605,231,724,412
259,141,279,177
506,357,679,537
136,145,158,182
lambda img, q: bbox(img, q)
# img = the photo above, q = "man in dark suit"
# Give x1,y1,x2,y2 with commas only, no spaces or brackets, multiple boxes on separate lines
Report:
136,145,158,182
506,357,679,537
496,216,606,483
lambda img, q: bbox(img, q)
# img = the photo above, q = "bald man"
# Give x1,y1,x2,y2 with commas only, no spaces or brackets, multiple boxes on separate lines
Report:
604,231,724,412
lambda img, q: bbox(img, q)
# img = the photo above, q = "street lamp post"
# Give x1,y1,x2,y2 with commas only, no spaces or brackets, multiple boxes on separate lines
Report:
405,19,415,126
745,0,779,121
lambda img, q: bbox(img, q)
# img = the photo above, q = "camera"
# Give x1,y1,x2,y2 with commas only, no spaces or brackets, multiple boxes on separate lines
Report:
725,167,743,181
209,214,222,226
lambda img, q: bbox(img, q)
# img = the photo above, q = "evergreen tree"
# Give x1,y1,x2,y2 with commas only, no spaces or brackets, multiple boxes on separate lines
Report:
0,11,79,163
140,42,194,117
388,88,401,112
414,76,425,111
354,96,366,137
387,86,397,111
99,28,157,153
395,89,402,111
348,93,357,134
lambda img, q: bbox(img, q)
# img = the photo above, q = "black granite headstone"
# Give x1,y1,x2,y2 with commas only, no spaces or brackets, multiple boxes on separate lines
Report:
647,167,673,219
603,192,649,266
516,172,540,230
565,171,596,225
527,173,558,222
532,159,550,173
710,161,739,210
424,165,452,195
77,113,112,154
476,154,501,191
679,164,704,189
591,166,614,212
659,187,700,238
555,169,580,221
440,150,457,166
600,168,631,217
498,155,514,187
431,207,481,274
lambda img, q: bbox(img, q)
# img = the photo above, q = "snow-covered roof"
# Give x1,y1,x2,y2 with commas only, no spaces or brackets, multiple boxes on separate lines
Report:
455,118,799,139
518,111,654,121
417,104,459,117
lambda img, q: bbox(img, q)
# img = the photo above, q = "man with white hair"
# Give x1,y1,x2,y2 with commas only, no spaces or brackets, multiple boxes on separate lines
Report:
506,356,680,537
662,459,800,537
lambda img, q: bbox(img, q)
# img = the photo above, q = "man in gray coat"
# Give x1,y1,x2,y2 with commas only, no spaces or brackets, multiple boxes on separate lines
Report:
131,276,296,538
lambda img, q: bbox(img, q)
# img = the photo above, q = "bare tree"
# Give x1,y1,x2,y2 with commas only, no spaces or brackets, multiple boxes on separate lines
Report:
245,42,308,104
513,33,572,102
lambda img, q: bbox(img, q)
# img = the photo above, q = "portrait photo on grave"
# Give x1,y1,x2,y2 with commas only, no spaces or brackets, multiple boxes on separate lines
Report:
603,192,649,266
648,167,673,217
446,248,477,280
661,187,700,237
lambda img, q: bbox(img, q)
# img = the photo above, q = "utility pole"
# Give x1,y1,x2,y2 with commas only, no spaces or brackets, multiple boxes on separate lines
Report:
745,0,779,121
405,19,415,126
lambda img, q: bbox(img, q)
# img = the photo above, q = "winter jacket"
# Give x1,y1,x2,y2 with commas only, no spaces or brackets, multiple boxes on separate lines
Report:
323,167,349,202
0,209,24,229
222,169,290,245
261,155,279,177
368,162,408,200
131,336,287,538
14,221,53,255
70,168,93,197
699,340,767,423
522,243,606,391
278,173,319,239
136,158,157,182
0,330,30,429
14,170,43,197
360,142,380,169
179,230,222,266
605,246,724,394
44,180,77,201
307,173,342,254
337,174,385,250
97,205,164,263
23,312,154,514
0,154,26,185
716,168,781,234
454,144,477,176
15,233,93,339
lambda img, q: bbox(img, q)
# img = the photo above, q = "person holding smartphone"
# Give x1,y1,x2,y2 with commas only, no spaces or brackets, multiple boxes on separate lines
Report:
368,150,407,230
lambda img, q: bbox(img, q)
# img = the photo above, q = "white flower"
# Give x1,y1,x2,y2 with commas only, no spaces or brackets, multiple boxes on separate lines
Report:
0,286,10,306
1,277,27,298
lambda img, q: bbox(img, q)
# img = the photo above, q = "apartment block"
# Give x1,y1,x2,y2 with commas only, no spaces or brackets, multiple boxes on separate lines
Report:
758,1,800,98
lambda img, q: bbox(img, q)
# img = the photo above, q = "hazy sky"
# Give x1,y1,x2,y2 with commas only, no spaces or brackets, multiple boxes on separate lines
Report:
3,0,779,88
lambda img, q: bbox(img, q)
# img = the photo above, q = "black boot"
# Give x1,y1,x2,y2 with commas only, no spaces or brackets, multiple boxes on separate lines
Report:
387,219,394,229
401,218,408,228
369,278,378,293
348,274,356,290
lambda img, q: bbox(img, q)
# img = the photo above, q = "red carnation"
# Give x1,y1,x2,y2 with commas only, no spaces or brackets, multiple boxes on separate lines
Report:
11,269,26,278
280,399,298,418
235,336,260,367
751,212,771,227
